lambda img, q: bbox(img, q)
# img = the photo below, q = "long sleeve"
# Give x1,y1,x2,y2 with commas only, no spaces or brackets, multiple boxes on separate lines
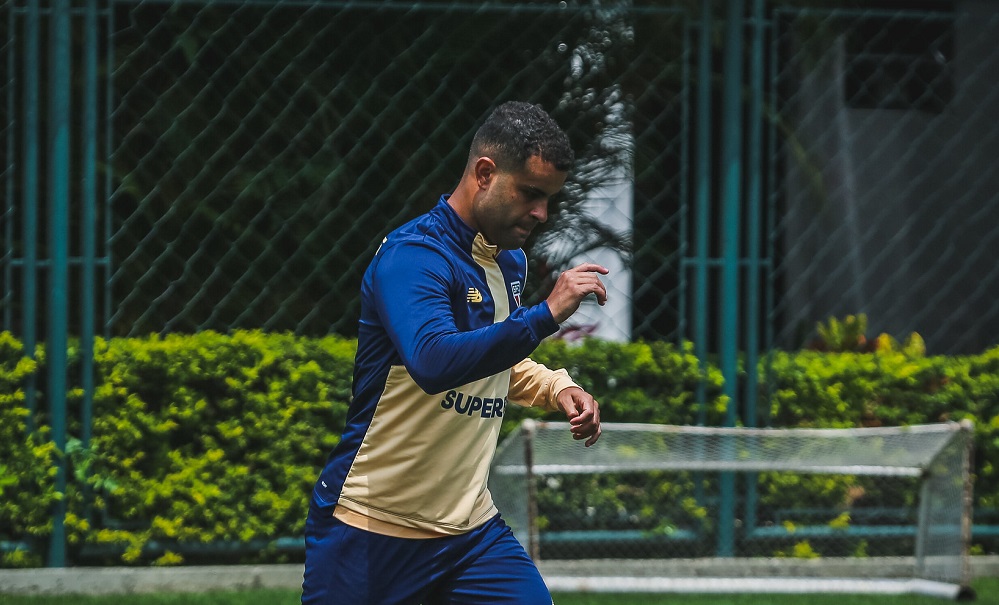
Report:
507,358,580,411
370,240,559,394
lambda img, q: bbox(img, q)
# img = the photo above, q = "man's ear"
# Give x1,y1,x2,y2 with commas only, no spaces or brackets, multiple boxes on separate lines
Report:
474,157,497,190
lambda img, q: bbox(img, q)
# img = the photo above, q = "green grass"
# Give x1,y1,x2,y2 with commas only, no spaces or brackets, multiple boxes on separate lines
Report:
1,578,996,605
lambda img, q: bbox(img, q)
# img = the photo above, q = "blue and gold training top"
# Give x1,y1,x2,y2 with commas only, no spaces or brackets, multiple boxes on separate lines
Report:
310,196,578,539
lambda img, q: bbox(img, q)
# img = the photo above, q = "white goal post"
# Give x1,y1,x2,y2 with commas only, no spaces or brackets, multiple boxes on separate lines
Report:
489,420,975,600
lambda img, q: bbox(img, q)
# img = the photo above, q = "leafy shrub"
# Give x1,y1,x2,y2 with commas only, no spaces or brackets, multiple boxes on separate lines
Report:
767,346,999,508
522,338,727,427
0,332,56,567
510,339,726,555
1,330,996,565
70,331,353,564
810,313,924,355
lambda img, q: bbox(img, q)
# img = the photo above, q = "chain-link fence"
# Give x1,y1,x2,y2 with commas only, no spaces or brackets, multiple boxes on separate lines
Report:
769,3,999,355
3,0,999,570
101,1,689,340
4,1,998,350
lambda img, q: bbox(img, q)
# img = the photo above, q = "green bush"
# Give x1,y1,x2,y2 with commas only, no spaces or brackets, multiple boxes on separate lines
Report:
511,338,727,430
1,331,996,565
513,339,726,553
0,332,56,568
768,347,999,509
82,331,354,564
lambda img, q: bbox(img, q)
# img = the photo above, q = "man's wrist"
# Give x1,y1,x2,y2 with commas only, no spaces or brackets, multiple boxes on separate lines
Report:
552,376,582,402
525,301,560,341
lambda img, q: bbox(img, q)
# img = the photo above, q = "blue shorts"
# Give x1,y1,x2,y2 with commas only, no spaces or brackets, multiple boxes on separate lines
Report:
301,503,552,605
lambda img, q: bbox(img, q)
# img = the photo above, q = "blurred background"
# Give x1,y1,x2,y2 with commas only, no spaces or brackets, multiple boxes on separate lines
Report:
5,0,997,350
2,0,997,575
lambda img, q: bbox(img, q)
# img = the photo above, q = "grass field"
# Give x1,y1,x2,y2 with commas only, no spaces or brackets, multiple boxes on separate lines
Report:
1,577,996,605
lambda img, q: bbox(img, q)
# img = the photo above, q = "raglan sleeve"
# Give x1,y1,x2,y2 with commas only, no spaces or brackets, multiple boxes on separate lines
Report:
371,240,561,394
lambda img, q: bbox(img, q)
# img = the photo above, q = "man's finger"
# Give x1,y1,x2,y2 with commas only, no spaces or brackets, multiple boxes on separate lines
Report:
569,263,609,275
593,278,608,305
573,273,607,305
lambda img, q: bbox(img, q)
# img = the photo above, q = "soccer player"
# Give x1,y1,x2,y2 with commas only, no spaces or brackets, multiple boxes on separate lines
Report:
302,101,607,604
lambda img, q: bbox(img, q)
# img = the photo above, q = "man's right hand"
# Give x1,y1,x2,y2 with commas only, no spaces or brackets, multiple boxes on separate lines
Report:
545,263,609,324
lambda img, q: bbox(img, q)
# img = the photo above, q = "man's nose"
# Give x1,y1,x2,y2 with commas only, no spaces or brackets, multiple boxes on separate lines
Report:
530,200,548,223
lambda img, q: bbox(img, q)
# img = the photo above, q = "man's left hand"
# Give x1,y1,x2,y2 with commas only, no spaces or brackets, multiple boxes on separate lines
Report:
555,387,601,447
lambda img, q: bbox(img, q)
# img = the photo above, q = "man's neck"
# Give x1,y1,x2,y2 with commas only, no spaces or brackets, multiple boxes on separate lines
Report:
445,177,478,232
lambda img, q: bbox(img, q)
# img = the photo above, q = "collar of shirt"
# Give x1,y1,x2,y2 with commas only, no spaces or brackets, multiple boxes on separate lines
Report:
435,195,502,259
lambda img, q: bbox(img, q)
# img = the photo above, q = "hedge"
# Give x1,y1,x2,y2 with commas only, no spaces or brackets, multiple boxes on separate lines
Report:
0,333,59,568
0,330,996,566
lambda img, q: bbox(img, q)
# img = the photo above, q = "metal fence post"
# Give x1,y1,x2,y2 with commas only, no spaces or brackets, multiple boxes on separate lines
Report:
523,419,540,563
718,0,745,559
82,0,99,456
21,0,41,432
46,0,72,568
743,0,766,537
693,0,712,426
960,419,975,594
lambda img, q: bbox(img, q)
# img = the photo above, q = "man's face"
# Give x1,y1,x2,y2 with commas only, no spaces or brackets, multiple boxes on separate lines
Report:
472,154,568,250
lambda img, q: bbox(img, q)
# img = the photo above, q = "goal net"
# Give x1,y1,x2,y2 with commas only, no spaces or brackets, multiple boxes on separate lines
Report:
489,420,974,599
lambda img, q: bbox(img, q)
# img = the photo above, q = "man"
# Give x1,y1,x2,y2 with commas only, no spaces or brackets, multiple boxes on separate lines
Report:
302,101,608,604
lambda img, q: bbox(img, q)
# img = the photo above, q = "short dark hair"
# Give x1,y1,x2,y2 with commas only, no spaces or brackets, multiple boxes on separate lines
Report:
470,101,574,172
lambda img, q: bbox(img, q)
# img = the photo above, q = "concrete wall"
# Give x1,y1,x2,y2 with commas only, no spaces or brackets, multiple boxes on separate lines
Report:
777,1,999,353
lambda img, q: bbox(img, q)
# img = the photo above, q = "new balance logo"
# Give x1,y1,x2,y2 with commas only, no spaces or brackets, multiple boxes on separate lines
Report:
467,287,483,303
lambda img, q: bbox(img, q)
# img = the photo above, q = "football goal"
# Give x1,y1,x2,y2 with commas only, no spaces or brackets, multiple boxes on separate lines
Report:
489,420,974,599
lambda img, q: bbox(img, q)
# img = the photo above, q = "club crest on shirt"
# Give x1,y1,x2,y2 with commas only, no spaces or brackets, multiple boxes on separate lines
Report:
510,281,522,307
